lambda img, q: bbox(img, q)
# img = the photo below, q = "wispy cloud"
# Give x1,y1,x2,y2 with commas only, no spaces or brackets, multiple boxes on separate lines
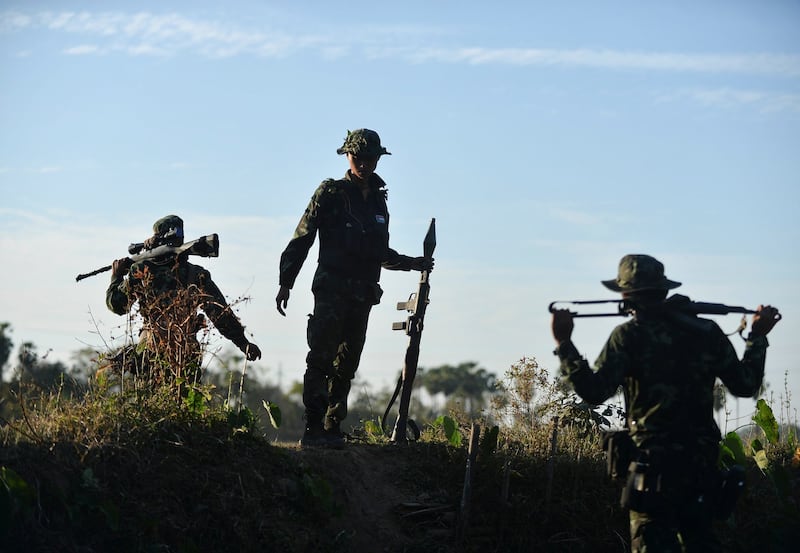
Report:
3,10,319,59
33,166,63,174
2,9,800,78
658,87,800,113
0,165,63,175
550,207,604,226
398,48,800,77
0,10,31,31
63,44,99,55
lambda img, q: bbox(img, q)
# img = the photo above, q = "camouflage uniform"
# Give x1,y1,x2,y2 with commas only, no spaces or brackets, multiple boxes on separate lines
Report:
555,255,769,552
107,215,255,383
278,129,418,437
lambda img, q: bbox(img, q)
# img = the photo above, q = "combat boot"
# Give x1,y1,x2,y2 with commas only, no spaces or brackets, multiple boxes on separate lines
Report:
324,417,346,449
300,420,327,448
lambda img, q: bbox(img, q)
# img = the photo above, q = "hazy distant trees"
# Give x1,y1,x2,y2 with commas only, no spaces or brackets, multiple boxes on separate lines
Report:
314,362,499,435
0,322,12,381
417,361,497,417
1,323,90,391
1,323,88,421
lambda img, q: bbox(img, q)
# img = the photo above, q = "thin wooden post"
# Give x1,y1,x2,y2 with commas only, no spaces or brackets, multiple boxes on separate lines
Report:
456,423,481,546
544,415,559,517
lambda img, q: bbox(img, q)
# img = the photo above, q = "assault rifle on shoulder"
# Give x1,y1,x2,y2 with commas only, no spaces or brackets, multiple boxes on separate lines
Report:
548,296,757,318
75,234,220,282
549,295,766,337
382,218,436,444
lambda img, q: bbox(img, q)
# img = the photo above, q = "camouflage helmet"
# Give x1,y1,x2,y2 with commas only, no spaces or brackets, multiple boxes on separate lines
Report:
336,128,391,157
602,254,681,293
152,214,184,244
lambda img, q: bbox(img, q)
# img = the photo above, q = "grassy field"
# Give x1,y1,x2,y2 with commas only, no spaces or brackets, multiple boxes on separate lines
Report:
1,360,798,553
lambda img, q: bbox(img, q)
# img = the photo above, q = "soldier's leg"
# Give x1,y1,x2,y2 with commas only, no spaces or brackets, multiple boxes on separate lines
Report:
325,300,372,430
676,451,723,553
677,522,719,553
630,510,682,553
183,335,204,387
303,293,346,439
676,496,720,553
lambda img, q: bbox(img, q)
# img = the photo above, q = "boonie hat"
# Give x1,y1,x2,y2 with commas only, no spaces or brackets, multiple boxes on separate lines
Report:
602,254,681,293
336,129,391,157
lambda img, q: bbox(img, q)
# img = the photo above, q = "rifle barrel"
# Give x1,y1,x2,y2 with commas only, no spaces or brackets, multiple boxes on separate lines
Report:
548,299,758,318
76,265,112,282
548,300,627,317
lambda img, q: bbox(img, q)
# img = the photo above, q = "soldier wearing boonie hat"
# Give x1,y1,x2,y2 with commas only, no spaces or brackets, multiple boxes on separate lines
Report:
276,128,432,450
550,253,781,552
106,215,261,388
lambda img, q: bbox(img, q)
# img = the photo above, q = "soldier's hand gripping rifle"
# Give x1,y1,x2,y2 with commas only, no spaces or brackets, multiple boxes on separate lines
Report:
382,218,436,444
75,234,220,282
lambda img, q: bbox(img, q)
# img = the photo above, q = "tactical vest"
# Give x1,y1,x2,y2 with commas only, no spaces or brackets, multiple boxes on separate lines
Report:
315,178,390,283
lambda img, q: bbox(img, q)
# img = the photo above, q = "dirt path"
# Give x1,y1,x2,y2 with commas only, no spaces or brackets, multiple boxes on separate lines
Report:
284,443,459,552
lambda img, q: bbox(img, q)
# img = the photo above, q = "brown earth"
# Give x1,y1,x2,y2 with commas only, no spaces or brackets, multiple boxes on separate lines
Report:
282,442,464,553
4,424,796,553
1,428,479,553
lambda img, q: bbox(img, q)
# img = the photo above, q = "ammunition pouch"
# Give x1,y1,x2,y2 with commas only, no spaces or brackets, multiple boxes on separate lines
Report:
602,430,636,480
618,448,740,518
620,452,666,513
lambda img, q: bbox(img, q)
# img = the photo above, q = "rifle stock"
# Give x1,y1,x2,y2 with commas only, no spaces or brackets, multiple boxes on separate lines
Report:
384,218,436,444
76,233,219,282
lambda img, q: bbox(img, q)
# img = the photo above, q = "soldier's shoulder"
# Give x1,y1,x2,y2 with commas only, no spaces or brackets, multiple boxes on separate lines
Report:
613,319,638,336
321,177,347,192
311,178,346,204
606,319,643,347
183,260,211,279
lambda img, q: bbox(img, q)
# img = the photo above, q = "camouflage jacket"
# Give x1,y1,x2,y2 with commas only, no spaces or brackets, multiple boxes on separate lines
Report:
279,171,416,296
106,257,250,350
556,304,768,447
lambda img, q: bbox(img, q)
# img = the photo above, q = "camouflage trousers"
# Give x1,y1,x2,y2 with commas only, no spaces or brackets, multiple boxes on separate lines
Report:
629,504,719,553
303,288,373,427
626,444,721,553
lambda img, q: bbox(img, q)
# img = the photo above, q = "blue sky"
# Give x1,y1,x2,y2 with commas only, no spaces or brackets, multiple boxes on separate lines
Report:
1,1,798,420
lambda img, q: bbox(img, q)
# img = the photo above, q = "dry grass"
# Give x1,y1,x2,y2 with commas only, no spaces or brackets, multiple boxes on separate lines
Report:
0,356,798,552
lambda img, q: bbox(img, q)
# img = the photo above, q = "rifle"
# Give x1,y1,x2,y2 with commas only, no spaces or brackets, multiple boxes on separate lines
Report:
548,297,757,318
75,234,220,282
549,295,764,337
382,218,436,444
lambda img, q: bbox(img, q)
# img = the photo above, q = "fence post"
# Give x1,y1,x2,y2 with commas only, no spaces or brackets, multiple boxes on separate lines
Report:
544,415,559,518
457,423,481,546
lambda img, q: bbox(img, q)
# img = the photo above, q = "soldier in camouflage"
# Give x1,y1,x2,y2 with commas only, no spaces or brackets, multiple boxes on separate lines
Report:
551,254,781,552
107,215,261,386
276,129,432,448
